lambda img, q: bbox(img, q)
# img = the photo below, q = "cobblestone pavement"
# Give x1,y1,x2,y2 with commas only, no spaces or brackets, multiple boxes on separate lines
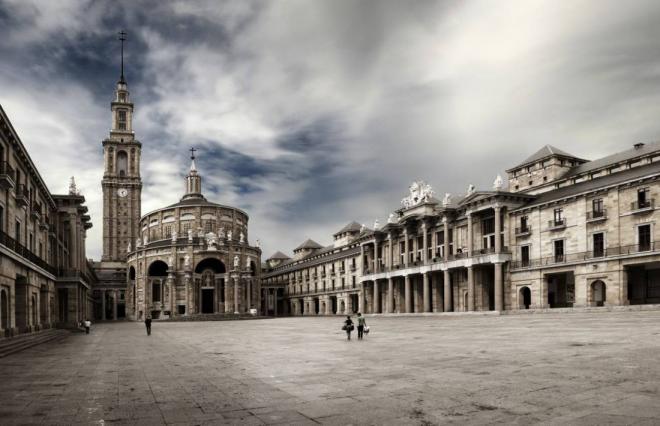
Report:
2,311,660,425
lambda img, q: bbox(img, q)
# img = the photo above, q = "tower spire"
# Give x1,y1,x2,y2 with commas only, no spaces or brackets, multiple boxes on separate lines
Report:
182,148,204,201
118,30,127,84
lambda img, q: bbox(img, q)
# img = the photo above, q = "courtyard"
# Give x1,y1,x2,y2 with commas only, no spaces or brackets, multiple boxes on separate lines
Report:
2,312,660,425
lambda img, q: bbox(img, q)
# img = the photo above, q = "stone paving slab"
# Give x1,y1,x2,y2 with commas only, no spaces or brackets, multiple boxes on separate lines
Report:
2,311,660,425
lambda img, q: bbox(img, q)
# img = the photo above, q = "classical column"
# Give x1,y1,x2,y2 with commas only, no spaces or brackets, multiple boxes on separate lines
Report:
374,240,380,273
422,223,428,263
404,275,411,313
443,217,450,261
404,230,409,267
388,233,394,269
233,276,239,314
69,213,78,270
360,244,366,273
373,280,380,313
423,272,430,312
467,211,473,255
494,262,503,311
101,290,106,320
444,270,451,312
273,289,278,316
387,278,394,313
467,266,474,311
112,290,118,320
224,278,232,313
359,282,366,313
494,205,502,253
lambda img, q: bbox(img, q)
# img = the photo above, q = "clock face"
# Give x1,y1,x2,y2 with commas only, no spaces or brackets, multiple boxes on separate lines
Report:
117,188,129,198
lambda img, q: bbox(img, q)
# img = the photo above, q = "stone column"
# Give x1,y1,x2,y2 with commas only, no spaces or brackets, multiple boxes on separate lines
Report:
422,223,428,263
494,262,503,311
467,211,473,255
69,213,78,270
113,290,118,320
494,205,502,253
387,278,394,313
101,290,106,320
389,233,394,269
233,276,239,314
404,275,411,313
444,270,451,312
374,240,380,273
443,217,450,261
273,289,278,317
373,280,380,313
467,266,474,311
359,282,366,313
423,272,430,312
360,244,366,273
225,279,232,313
246,279,251,312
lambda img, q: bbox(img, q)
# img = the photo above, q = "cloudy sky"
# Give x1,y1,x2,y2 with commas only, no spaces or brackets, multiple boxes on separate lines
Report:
2,0,660,260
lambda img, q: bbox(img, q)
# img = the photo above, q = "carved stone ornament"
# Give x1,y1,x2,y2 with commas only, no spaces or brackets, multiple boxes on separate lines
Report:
493,174,503,191
171,230,177,243
184,254,191,268
239,232,245,243
227,230,232,241
467,184,476,196
387,213,396,224
233,255,239,268
442,193,451,207
373,219,380,229
401,180,435,209
188,229,193,241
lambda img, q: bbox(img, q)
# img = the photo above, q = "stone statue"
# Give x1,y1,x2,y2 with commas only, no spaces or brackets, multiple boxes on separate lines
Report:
442,193,452,207
233,255,239,268
188,228,193,242
218,227,225,239
205,232,217,250
171,230,177,243
168,256,174,267
239,232,245,243
197,228,204,238
184,254,191,268
143,234,149,245
227,230,232,241
493,174,503,191
127,241,131,253
467,184,476,196
388,213,396,224
360,224,366,233
135,238,141,248
246,257,251,269
256,239,261,248
401,180,434,208
373,219,380,229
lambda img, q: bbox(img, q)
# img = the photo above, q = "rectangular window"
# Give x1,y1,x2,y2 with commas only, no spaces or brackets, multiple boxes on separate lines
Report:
638,224,651,251
352,276,356,288
520,216,528,232
29,233,33,251
427,233,433,260
593,233,604,257
638,188,650,208
0,204,3,232
482,217,495,235
399,241,405,264
553,208,563,226
15,219,20,242
554,240,564,262
341,278,345,289
117,110,127,130
416,235,423,261
521,245,530,266
592,198,603,213
164,226,172,238
152,282,161,302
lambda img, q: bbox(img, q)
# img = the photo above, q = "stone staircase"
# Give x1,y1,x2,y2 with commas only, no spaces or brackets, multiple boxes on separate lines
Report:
159,313,268,322
0,329,70,358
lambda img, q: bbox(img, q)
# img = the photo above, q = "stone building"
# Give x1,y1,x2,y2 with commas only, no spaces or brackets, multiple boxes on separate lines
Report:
0,105,95,336
125,157,261,319
265,142,660,315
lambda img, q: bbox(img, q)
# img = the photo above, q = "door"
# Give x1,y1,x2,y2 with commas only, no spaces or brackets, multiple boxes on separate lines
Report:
593,233,604,257
201,289,214,313
638,225,651,251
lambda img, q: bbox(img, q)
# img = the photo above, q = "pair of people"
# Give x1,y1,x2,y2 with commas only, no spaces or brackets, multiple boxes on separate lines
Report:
344,313,367,340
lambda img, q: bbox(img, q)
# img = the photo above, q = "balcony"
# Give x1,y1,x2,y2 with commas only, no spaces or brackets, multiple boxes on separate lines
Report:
515,226,531,237
0,229,55,274
547,219,566,231
14,184,29,208
0,161,15,189
631,199,655,214
30,201,42,220
586,209,607,223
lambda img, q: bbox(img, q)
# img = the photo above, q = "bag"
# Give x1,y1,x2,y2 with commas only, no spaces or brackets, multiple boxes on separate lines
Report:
349,325,354,331
364,326,370,334
341,325,347,331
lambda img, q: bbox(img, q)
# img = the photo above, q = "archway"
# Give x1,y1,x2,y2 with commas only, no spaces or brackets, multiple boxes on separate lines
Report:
519,286,531,310
117,150,128,177
1,289,8,329
195,258,226,274
148,260,168,277
129,266,136,280
591,280,606,307
195,258,226,314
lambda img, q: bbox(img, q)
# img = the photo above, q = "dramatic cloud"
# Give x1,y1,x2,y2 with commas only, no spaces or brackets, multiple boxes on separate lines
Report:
2,0,660,259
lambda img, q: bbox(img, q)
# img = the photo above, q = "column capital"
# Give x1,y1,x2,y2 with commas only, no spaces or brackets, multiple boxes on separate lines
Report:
442,216,448,224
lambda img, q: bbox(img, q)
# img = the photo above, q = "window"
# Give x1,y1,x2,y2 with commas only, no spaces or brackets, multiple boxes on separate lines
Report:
118,93,126,102
416,235,423,261
592,198,603,215
520,216,529,233
204,221,215,233
29,233,33,251
117,109,127,130
638,224,651,251
341,278,345,289
638,188,650,208
427,233,433,260
521,245,530,267
352,276,356,288
117,151,128,177
593,233,604,257
183,223,190,233
399,241,405,264
554,240,564,262
553,208,563,226
15,219,20,242
164,226,172,238
0,204,3,232
152,282,161,302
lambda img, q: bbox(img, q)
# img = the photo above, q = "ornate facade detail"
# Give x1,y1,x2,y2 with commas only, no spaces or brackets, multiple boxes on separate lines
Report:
401,180,434,209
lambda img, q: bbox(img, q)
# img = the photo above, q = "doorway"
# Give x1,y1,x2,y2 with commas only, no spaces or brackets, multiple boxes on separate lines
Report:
519,286,531,309
201,289,214,313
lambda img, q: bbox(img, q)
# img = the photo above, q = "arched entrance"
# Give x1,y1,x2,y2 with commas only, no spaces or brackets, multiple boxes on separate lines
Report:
147,260,168,318
195,258,226,314
591,280,606,307
519,286,531,310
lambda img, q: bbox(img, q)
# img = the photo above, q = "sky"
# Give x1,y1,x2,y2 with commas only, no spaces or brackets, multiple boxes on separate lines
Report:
3,0,660,260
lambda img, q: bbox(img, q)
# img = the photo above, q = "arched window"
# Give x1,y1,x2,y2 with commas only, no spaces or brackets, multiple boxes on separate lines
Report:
117,151,128,177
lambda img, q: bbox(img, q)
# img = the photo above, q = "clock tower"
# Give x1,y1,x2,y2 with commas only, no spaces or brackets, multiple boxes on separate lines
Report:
101,33,142,262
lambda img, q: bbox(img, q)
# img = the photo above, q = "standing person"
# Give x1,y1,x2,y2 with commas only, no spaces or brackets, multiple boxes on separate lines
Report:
84,319,91,334
145,316,152,336
343,315,354,341
357,313,367,340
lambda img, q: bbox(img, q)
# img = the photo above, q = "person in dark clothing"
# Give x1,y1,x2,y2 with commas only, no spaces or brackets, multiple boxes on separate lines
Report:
84,319,91,334
145,316,152,336
343,315,354,340
356,312,367,340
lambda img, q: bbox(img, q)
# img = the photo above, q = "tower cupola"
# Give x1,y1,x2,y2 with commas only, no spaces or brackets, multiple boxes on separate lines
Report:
182,148,204,201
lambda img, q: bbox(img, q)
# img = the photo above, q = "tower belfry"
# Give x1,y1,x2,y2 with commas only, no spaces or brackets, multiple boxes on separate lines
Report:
100,30,142,261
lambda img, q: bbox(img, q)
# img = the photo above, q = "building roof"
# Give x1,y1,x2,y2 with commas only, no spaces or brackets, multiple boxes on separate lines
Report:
333,221,362,236
517,160,660,210
508,145,587,171
294,238,324,251
267,251,291,261
562,141,660,180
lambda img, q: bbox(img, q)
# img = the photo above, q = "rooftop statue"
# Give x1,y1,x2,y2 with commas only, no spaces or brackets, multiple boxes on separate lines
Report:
401,180,434,209
442,193,452,207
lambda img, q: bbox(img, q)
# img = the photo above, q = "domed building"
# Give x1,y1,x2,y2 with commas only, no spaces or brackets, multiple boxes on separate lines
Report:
125,153,261,320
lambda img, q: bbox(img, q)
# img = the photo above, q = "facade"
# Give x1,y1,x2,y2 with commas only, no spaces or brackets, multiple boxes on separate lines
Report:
125,158,262,320
0,105,95,337
264,142,660,315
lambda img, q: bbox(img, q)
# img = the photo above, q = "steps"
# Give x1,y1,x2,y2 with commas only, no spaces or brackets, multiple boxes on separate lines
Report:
159,313,268,322
0,329,70,358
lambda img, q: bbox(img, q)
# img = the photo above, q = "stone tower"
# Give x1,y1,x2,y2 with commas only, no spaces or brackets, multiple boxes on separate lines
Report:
101,43,142,262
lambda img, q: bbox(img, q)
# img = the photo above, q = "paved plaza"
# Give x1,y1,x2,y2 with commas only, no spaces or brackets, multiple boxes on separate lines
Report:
2,312,660,425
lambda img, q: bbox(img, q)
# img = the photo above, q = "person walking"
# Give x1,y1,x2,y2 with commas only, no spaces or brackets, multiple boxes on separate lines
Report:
145,316,152,336
357,313,367,340
343,315,354,341
84,319,91,334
